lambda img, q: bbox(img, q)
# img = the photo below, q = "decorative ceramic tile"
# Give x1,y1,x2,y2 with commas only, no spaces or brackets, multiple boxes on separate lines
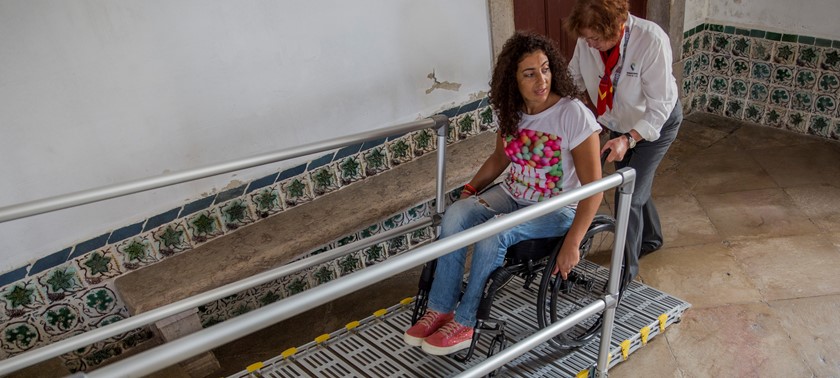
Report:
749,82,770,102
281,271,311,298
362,146,390,176
809,115,833,137
336,251,365,276
336,155,365,186
691,33,702,52
387,235,409,256
820,48,840,72
336,233,358,248
771,65,795,86
249,184,283,218
113,236,160,271
359,223,382,239
39,302,83,337
253,280,284,307
681,37,694,60
796,46,821,68
149,220,192,258
815,95,837,115
764,107,787,128
729,79,748,99
710,76,729,95
692,93,708,111
309,262,339,286
751,62,773,82
455,112,478,140
699,32,712,51
36,264,83,302
447,120,458,144
73,247,122,286
787,111,810,133
682,58,693,78
818,72,840,93
681,78,692,96
711,54,730,75
693,73,709,92
773,43,796,65
280,174,314,207
387,137,413,166
1,280,45,319
411,129,436,157
769,87,791,106
794,68,818,90
706,94,725,115
362,242,388,266
218,199,256,232
730,58,751,78
750,39,773,61
791,91,814,112
833,119,840,140
477,106,496,132
725,99,745,119
693,52,710,72
731,36,751,57
712,33,731,53
184,209,224,245
309,165,340,196
744,102,765,123
1,319,41,354
77,285,121,320
409,227,433,247
382,212,406,231
406,202,430,222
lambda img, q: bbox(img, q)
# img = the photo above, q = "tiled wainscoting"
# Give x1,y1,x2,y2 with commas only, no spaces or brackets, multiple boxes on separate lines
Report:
680,23,840,139
0,97,497,372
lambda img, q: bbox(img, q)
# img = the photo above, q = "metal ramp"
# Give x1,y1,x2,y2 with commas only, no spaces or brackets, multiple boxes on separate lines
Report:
230,261,691,378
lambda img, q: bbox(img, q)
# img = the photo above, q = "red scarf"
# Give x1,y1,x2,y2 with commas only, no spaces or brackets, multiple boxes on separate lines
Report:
596,28,625,116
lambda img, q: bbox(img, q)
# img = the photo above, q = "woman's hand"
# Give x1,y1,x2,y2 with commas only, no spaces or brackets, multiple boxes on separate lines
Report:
600,135,630,162
552,241,581,280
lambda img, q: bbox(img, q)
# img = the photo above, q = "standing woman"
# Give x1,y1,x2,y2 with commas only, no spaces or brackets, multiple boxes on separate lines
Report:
403,32,603,356
567,0,682,281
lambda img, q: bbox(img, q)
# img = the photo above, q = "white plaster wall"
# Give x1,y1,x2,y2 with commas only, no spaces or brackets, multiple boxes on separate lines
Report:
684,0,709,31
698,0,839,39
0,1,493,272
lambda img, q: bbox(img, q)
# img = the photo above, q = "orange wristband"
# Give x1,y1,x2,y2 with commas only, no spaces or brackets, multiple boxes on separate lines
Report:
463,183,478,195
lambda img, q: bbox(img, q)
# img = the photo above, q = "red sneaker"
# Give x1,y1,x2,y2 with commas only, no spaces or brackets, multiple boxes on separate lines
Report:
420,320,474,355
403,310,454,346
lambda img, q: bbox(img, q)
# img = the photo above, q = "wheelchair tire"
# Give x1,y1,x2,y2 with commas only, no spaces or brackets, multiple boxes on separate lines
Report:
535,215,628,349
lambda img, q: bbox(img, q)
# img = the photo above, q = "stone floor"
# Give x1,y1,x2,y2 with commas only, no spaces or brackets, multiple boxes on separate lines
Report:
209,112,840,377
14,112,840,377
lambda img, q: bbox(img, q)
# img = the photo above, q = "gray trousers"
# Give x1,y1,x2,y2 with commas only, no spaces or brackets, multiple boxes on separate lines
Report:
611,100,682,282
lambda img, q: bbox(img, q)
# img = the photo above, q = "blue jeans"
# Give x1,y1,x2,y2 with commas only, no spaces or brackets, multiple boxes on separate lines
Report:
428,185,576,326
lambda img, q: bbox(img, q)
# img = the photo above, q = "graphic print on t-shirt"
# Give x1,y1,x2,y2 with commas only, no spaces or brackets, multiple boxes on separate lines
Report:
502,128,563,202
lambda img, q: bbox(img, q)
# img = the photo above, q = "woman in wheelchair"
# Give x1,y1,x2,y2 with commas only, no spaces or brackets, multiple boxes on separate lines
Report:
404,32,603,356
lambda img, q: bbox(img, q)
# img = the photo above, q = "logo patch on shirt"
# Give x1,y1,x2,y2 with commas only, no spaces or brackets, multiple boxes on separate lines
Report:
626,62,639,77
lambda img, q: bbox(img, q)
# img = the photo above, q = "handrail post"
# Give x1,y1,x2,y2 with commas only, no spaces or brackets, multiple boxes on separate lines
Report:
596,167,636,377
432,114,449,218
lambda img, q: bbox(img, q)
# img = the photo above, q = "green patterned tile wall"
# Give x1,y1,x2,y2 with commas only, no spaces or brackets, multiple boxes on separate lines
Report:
681,23,840,139
0,97,496,372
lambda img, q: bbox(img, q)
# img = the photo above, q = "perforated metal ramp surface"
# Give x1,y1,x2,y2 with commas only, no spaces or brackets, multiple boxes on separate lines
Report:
230,261,691,378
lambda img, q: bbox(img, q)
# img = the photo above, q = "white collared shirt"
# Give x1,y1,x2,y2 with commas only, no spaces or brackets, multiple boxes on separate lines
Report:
568,15,677,141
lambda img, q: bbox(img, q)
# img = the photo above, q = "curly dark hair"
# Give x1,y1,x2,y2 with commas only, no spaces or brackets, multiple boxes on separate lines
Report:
489,31,582,137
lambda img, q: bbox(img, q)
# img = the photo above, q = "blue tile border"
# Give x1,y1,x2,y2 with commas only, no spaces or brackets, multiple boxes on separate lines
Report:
277,164,306,181
306,152,335,171
457,99,482,115
246,173,279,193
334,143,363,161
360,137,387,151
29,248,72,275
0,266,28,287
143,208,181,232
108,221,144,244
69,233,110,259
215,184,247,204
179,196,217,218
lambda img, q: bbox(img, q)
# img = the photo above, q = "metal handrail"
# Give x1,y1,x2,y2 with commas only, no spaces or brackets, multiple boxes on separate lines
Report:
0,115,450,375
0,114,449,223
79,168,636,378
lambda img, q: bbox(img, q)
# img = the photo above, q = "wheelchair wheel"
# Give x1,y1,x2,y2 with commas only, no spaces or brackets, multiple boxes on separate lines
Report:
536,215,627,349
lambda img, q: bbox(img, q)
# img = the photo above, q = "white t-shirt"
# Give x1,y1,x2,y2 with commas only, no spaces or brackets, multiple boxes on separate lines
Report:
500,97,600,205
568,14,677,141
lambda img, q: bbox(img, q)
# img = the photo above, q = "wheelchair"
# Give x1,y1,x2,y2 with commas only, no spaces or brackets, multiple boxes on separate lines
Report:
409,214,630,361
